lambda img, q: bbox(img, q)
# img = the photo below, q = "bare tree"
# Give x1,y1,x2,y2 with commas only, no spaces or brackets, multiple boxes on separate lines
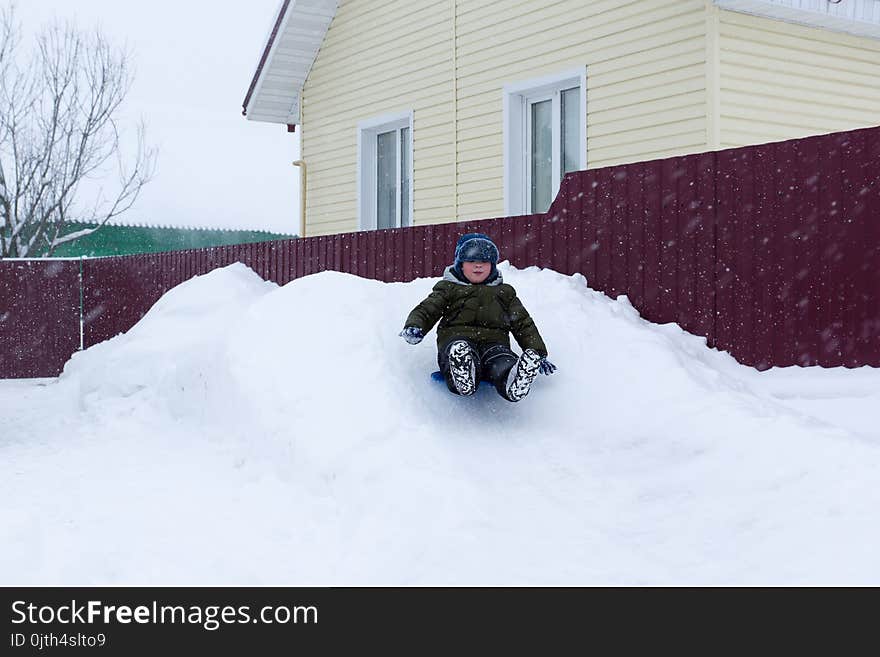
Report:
0,5,156,258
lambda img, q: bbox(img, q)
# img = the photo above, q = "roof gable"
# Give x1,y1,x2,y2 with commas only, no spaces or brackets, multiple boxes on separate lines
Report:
242,0,339,126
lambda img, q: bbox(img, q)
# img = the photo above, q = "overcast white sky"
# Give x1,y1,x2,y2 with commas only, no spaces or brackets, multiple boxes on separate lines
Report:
11,0,301,234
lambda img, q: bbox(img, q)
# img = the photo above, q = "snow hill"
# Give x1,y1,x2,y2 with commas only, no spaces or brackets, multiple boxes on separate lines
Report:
2,262,879,584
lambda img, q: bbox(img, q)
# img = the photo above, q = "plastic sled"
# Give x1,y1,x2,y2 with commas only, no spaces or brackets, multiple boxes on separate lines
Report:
430,371,492,388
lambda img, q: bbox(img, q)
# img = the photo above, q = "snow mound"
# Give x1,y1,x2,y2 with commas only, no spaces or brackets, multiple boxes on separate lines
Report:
3,262,879,585
63,263,278,422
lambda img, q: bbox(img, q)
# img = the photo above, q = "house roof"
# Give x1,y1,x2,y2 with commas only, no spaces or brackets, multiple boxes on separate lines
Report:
242,0,339,126
79,218,292,234
242,0,879,128
44,222,298,258
714,0,880,39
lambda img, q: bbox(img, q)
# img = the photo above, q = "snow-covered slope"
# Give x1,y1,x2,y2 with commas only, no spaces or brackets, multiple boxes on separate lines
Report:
2,262,879,584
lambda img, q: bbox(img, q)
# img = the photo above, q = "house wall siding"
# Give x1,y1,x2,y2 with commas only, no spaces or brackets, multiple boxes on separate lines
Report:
455,0,709,220
717,8,880,149
301,0,880,235
302,0,711,235
302,0,455,236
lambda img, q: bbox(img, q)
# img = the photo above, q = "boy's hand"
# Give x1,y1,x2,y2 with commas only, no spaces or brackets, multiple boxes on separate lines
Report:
539,357,556,375
399,327,424,345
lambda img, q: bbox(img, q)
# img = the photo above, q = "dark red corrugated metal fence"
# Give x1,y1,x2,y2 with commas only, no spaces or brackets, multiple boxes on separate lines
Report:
1,126,878,377
0,260,81,378
714,131,879,368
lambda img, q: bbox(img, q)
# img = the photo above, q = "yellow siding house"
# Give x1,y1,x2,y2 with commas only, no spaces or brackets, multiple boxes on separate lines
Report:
243,0,880,237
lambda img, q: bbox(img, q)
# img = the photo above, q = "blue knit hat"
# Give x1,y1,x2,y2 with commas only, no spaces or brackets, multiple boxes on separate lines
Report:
452,233,500,283
454,233,499,266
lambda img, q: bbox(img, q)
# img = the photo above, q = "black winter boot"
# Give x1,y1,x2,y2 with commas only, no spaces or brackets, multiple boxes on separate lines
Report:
447,340,477,396
505,349,542,402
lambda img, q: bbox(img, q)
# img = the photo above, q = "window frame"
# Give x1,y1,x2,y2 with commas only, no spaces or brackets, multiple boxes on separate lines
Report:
524,91,555,216
357,110,414,231
503,68,587,216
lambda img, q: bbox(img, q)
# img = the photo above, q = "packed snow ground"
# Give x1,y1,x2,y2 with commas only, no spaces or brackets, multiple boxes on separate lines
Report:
2,262,879,585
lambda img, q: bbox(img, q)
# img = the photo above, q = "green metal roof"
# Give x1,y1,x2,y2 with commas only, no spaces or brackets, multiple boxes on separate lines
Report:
32,222,297,257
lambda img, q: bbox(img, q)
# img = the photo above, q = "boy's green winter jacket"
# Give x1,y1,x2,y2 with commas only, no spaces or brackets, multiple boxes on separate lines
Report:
404,266,548,357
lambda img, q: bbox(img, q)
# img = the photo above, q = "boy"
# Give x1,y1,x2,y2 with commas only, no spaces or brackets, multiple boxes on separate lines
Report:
400,233,555,402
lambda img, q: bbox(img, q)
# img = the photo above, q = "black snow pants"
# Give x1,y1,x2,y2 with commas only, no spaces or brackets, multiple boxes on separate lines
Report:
438,339,519,401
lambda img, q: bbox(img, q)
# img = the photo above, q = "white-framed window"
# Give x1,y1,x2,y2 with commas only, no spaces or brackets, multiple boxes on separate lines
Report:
503,69,587,215
357,111,414,230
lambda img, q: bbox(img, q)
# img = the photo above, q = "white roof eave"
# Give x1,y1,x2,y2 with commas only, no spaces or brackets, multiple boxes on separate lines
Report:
714,0,880,40
243,0,339,126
